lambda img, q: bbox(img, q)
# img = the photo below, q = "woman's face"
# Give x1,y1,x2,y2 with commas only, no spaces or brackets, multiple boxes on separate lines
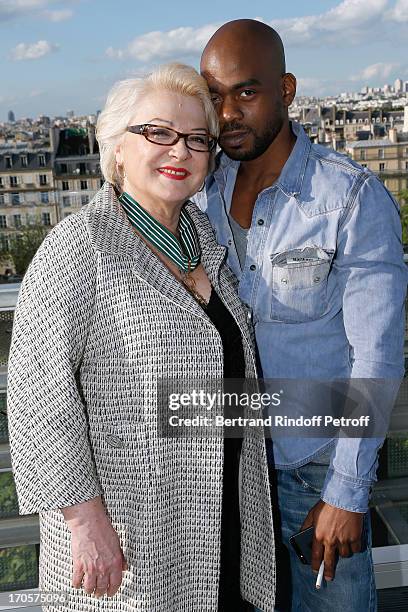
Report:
115,90,210,207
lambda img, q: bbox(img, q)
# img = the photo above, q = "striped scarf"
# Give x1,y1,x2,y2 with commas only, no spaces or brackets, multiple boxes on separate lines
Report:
119,191,201,273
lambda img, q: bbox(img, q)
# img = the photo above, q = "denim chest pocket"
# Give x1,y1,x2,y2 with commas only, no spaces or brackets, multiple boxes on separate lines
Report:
270,246,334,323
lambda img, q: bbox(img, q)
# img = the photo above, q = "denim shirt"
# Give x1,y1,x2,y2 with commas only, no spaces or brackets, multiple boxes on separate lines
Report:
193,121,407,513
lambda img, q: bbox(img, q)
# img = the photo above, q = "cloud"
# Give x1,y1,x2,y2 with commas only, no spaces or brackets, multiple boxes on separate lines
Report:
351,62,399,81
105,0,392,65
106,23,220,63
43,8,73,22
10,40,59,61
387,0,408,20
0,1,75,22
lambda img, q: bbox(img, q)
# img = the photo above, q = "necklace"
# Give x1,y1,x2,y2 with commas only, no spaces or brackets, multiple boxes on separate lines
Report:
119,192,208,306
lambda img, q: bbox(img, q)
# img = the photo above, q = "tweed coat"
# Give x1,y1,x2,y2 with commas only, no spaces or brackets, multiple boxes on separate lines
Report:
7,182,276,612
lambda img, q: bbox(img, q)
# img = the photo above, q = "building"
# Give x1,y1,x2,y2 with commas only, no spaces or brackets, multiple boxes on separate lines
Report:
0,148,58,273
53,126,102,218
395,78,403,94
346,129,408,199
7,111,15,124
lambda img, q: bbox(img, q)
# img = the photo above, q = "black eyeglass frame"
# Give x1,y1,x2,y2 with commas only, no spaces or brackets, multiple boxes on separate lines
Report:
126,123,217,152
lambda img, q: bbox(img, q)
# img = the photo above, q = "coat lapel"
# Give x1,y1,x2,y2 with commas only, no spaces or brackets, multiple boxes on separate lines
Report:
83,184,226,319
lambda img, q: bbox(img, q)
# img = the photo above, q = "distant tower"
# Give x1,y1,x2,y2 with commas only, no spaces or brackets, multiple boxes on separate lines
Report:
67,110,75,119
394,78,403,93
8,110,15,123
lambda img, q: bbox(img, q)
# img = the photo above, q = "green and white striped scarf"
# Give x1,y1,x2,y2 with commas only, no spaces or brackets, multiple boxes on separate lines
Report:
119,191,201,273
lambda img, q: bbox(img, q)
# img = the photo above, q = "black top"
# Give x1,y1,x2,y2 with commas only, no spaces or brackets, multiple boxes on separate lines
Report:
201,289,250,612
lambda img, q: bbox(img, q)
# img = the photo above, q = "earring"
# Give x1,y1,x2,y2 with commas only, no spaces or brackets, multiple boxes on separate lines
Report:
197,180,205,193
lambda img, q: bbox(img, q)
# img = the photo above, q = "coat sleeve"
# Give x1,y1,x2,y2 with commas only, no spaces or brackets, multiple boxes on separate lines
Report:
7,213,102,515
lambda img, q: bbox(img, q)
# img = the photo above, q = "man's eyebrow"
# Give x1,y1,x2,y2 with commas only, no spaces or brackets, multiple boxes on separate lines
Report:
232,78,262,90
209,78,262,93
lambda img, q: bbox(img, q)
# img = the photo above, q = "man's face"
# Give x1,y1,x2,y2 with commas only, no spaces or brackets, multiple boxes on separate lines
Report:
201,50,286,161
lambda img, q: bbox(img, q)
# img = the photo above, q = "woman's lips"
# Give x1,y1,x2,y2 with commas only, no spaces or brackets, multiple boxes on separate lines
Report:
157,166,191,181
219,130,250,147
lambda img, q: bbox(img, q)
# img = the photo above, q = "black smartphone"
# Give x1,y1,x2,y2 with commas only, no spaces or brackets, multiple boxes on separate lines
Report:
289,526,314,565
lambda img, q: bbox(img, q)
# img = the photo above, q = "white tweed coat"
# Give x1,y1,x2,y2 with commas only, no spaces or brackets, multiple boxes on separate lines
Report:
7,182,275,612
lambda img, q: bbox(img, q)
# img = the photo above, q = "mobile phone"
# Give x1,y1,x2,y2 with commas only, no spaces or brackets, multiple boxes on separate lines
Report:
289,526,314,565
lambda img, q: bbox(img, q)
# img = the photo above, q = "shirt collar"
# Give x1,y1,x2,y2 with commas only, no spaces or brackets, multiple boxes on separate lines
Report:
215,120,311,197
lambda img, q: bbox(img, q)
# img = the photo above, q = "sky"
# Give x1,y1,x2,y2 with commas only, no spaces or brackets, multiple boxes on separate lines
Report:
1,0,408,120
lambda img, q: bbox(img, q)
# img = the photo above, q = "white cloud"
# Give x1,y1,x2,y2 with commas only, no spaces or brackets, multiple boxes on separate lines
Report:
105,0,391,65
387,0,408,21
43,8,73,22
106,23,221,63
351,62,399,81
10,40,59,61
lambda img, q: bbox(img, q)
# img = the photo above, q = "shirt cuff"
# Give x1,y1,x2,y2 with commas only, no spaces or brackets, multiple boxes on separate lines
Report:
320,467,373,513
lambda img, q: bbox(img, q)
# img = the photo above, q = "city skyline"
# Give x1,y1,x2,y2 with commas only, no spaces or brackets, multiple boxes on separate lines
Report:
1,0,408,119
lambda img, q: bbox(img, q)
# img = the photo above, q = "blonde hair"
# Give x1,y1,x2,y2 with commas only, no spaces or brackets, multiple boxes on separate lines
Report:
96,63,219,189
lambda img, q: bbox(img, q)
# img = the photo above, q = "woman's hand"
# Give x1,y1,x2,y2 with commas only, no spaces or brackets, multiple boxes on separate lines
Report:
61,496,128,598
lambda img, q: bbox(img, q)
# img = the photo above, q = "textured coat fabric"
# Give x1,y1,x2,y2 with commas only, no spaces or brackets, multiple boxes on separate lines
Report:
7,182,275,612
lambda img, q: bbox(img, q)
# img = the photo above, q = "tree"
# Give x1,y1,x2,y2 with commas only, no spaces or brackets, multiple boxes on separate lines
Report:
397,189,408,246
0,224,49,276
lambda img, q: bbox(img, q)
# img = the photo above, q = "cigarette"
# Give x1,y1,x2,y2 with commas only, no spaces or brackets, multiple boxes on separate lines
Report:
315,560,324,589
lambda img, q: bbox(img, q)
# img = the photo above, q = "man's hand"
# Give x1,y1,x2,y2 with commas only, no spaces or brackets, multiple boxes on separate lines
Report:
300,500,364,582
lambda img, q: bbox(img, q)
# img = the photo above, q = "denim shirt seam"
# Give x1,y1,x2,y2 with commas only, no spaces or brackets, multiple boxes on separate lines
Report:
326,466,373,487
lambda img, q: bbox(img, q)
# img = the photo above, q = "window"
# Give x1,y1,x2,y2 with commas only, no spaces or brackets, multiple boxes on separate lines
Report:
13,214,21,228
79,162,86,174
0,233,9,249
59,163,68,174
5,156,12,168
11,193,20,205
379,162,386,171
405,147,408,156
62,181,69,191
0,177,3,187
41,212,51,226
9,176,18,187
80,180,88,190
39,175,47,186
100,178,104,187
62,196,70,207
41,192,49,204
378,149,384,159
0,215,7,228
38,154,46,167
0,194,4,205
81,195,89,206
360,150,366,160
406,161,408,170
20,155,28,167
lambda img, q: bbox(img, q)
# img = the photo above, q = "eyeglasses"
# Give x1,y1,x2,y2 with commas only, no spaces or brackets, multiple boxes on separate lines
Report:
126,124,217,152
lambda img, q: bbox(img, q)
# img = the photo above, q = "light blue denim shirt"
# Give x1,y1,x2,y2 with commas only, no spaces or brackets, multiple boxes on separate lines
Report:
193,121,407,512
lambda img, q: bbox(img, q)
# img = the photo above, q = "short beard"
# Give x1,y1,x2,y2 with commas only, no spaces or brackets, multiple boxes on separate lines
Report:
222,116,284,161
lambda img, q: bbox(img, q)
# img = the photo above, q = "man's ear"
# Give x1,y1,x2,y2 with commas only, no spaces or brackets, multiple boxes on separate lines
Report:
282,73,297,107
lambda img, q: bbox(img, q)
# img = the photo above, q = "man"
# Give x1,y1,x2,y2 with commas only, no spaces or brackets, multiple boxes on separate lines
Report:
195,19,407,612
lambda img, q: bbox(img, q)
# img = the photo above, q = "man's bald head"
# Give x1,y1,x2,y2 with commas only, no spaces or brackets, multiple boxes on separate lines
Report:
201,19,286,77
199,19,295,161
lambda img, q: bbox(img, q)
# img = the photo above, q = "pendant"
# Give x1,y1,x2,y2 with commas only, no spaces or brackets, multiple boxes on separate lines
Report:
181,270,208,306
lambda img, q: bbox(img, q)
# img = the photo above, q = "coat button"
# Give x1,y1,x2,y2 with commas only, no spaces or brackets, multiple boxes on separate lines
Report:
105,434,125,448
250,264,256,271
257,219,264,226
228,239,232,245
313,276,321,283
281,278,288,284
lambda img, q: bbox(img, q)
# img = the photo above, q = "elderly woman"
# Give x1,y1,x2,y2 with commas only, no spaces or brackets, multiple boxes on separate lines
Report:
7,64,275,612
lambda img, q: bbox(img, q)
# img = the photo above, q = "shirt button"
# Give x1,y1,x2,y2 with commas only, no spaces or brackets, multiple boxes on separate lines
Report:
257,219,264,226
281,278,288,284
250,264,256,271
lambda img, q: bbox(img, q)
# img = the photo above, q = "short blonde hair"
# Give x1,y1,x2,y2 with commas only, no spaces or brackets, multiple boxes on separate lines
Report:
96,63,219,189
